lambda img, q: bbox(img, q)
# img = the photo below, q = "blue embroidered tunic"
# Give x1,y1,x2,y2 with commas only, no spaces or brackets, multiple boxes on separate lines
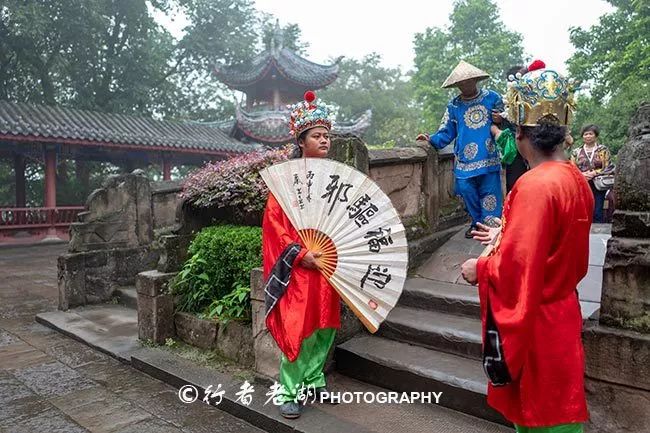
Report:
429,89,503,179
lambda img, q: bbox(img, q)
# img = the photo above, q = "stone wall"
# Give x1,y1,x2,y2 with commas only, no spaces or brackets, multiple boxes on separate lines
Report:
437,153,467,229
438,153,456,206
151,180,182,231
583,103,650,432
58,172,181,310
369,145,465,235
369,146,435,234
69,171,152,252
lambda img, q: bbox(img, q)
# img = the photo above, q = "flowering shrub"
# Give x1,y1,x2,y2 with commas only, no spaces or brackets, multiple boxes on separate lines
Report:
180,146,291,213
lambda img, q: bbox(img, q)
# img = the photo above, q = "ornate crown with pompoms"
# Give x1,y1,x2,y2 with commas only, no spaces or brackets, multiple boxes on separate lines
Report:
505,61,580,126
288,91,335,139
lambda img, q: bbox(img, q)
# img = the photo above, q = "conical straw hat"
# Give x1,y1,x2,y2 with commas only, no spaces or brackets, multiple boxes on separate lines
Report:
441,60,490,88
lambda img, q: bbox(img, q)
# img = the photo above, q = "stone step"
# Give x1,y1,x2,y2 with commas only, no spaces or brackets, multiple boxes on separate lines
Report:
401,278,480,317
335,335,507,425
114,286,137,310
379,306,483,360
35,305,140,363
132,344,512,433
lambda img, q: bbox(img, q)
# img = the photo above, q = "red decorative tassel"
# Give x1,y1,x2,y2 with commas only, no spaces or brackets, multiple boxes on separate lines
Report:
304,90,316,103
528,60,546,72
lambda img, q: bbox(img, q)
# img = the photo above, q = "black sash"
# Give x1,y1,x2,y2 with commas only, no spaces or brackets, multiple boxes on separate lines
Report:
264,243,302,317
482,296,513,386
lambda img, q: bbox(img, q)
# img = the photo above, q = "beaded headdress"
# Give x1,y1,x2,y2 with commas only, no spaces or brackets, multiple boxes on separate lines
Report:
288,91,334,139
505,65,580,126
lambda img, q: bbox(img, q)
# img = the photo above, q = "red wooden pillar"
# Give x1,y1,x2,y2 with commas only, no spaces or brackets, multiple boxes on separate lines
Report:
162,158,172,181
43,146,58,238
14,153,26,207
44,147,57,208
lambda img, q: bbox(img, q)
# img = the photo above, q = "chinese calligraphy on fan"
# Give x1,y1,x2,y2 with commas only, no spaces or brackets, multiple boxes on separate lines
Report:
347,194,379,227
365,227,393,253
321,174,353,215
293,173,305,210
318,174,394,290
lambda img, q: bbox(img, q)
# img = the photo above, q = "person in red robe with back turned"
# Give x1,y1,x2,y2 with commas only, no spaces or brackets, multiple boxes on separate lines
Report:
461,67,592,433
262,91,340,419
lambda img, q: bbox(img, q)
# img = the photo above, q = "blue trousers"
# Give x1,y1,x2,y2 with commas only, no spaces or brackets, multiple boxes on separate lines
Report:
589,181,606,223
456,172,503,227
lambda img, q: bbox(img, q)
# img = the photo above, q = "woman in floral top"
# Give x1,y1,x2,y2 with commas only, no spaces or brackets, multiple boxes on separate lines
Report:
571,124,611,223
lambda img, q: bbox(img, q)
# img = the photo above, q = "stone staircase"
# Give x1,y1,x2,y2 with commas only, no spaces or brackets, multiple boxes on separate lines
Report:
335,276,506,424
336,225,607,425
113,286,138,310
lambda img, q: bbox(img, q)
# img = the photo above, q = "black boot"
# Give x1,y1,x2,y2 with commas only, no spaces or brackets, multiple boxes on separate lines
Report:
464,225,475,239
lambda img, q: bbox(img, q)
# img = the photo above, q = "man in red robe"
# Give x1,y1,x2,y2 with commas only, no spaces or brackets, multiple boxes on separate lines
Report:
461,68,591,432
262,91,340,419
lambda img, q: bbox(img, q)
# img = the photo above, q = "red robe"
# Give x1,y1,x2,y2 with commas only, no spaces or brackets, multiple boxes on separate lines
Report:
477,161,593,427
262,193,341,362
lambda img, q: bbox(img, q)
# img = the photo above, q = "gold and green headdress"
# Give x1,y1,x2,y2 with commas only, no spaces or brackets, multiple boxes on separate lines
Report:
505,68,580,126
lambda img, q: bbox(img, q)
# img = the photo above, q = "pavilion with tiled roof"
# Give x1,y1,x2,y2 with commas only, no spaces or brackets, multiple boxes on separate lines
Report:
0,100,259,241
213,46,340,105
212,23,371,146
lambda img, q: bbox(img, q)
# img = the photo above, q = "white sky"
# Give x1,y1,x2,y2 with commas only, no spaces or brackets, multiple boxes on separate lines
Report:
250,0,614,74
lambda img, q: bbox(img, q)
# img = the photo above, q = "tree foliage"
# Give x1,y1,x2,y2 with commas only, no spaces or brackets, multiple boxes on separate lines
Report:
321,53,423,147
259,14,309,54
568,0,650,154
412,0,525,127
0,0,258,120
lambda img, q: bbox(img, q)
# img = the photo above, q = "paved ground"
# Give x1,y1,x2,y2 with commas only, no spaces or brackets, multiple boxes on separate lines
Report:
0,244,264,433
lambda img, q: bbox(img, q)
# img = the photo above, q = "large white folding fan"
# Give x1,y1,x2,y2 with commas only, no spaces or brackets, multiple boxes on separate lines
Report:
260,158,408,333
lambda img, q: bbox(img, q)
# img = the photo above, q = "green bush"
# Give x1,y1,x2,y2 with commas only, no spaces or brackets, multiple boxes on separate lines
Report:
171,225,262,316
204,284,251,324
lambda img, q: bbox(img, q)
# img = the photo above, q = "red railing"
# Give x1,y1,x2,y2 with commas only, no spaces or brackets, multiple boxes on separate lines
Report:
0,207,85,230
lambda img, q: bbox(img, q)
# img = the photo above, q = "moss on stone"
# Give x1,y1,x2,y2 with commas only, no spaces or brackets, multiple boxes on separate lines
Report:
603,313,650,333
159,339,256,379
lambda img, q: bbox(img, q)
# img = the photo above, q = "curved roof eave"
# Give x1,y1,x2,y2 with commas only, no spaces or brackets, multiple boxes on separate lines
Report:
213,48,340,90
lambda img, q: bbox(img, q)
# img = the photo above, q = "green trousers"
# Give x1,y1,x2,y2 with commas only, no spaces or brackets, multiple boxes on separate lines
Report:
515,423,583,433
278,328,336,403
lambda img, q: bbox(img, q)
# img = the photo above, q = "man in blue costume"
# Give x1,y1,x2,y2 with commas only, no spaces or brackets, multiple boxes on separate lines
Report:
417,60,503,238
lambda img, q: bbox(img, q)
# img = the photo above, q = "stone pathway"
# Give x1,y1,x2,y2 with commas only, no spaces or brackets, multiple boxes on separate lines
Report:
0,244,264,433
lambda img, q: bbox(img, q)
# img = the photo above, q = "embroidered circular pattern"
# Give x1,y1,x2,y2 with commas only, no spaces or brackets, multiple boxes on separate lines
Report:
463,142,479,160
481,194,497,212
486,138,496,153
464,105,489,130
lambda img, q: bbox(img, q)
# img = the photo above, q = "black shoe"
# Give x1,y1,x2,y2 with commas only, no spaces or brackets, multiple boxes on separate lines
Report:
465,225,475,239
279,401,301,419
314,387,339,405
